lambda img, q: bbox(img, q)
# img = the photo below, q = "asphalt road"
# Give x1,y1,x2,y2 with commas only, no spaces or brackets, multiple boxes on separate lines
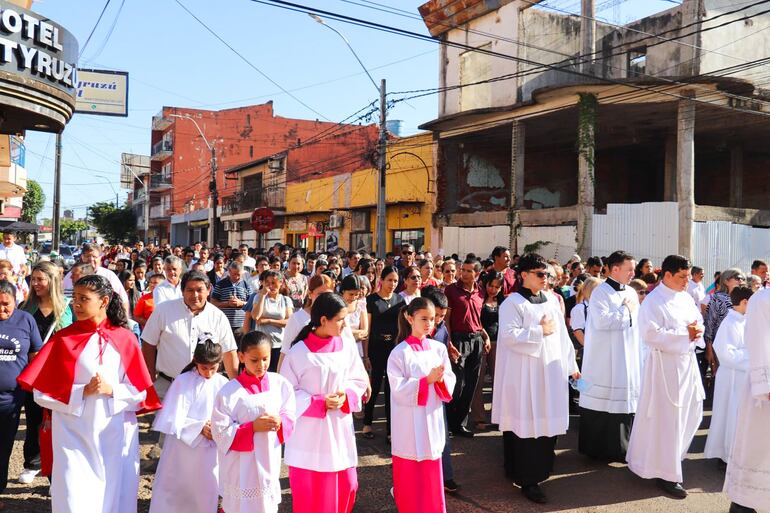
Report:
2,391,737,513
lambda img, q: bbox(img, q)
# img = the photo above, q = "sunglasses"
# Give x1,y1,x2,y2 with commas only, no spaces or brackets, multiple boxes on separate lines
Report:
402,251,413,255
407,275,420,281
639,290,648,296
532,271,552,279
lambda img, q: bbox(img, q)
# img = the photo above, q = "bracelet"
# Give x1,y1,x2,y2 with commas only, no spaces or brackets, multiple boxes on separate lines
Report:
363,357,370,361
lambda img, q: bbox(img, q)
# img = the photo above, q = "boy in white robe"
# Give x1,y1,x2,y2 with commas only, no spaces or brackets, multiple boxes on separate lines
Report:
724,287,770,513
704,286,752,463
493,253,579,504
149,340,228,513
626,254,705,499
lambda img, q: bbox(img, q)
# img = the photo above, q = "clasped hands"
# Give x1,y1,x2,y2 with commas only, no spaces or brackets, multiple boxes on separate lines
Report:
83,372,113,397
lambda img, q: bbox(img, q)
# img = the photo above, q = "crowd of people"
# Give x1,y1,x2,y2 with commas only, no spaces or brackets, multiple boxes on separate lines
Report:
0,233,767,513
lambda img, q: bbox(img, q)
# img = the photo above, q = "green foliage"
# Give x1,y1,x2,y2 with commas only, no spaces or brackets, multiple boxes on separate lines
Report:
87,202,137,244
60,219,89,242
523,240,552,254
21,179,45,223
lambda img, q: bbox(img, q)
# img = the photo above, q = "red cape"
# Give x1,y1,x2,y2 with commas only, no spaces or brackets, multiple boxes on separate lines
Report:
17,319,161,414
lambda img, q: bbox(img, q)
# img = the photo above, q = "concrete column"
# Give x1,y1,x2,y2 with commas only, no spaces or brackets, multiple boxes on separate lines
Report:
663,134,678,202
730,146,744,208
577,93,597,259
581,0,596,74
677,92,696,260
509,120,525,252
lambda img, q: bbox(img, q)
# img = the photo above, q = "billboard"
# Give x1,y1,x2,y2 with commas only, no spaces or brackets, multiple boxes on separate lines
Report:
76,69,129,117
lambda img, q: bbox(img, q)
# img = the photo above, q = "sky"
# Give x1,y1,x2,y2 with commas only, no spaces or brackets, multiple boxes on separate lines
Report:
24,0,679,220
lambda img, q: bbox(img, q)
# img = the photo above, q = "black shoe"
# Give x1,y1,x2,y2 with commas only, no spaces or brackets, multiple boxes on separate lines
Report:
443,479,460,493
656,479,687,499
521,484,547,504
452,427,474,438
729,503,757,513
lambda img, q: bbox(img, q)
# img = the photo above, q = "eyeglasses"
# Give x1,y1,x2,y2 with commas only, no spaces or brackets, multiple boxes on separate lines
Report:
639,291,648,296
402,251,413,255
533,271,552,279
407,275,420,281
443,269,454,273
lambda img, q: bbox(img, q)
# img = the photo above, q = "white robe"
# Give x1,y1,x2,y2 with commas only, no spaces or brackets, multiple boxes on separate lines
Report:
724,288,770,510
280,335,369,472
492,291,579,438
387,339,456,461
33,333,147,513
211,373,296,513
580,281,641,414
704,309,748,462
626,282,705,483
149,369,228,513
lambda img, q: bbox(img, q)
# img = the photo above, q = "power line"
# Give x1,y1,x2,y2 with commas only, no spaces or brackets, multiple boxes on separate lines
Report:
83,0,126,63
79,0,112,58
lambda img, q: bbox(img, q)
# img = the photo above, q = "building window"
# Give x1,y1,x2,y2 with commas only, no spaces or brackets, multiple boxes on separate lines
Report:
249,145,253,158
627,48,647,78
350,232,372,253
393,229,425,253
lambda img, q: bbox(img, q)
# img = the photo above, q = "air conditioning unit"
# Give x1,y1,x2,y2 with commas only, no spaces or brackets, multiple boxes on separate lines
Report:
329,214,343,229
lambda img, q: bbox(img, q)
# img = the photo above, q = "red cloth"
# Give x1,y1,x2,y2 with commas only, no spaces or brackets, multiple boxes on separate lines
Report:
236,370,269,393
392,455,445,513
303,332,343,353
289,466,358,513
500,267,519,297
405,336,451,405
17,318,161,414
444,281,484,334
230,423,255,452
231,371,289,447
38,409,53,477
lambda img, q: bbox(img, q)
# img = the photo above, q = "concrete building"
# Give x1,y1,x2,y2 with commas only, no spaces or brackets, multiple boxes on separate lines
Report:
137,103,370,246
418,0,770,275
0,136,27,225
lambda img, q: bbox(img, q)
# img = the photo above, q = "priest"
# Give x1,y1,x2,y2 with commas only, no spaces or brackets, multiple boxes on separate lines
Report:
579,250,641,462
724,286,770,513
626,254,705,499
493,253,579,504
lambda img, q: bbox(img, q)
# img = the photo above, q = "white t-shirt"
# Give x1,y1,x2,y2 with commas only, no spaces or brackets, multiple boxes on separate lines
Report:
0,243,26,273
141,298,237,378
570,300,588,332
153,280,182,306
281,308,311,355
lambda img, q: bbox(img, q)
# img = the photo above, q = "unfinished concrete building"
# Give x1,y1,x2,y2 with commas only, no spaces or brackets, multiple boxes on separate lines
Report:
418,0,770,275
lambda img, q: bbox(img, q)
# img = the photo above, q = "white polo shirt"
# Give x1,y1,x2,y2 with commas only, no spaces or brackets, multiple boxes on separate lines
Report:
141,298,237,378
0,243,26,273
152,279,182,306
62,266,129,307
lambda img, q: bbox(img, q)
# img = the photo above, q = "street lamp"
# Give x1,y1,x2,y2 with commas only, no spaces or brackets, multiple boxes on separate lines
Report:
169,113,219,248
310,14,389,258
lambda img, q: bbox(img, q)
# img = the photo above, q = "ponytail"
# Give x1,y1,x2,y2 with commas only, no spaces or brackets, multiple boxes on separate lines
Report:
74,275,128,328
291,323,316,348
396,297,435,343
291,292,347,347
106,291,128,328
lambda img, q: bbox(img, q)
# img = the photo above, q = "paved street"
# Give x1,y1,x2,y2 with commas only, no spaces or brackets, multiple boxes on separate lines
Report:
2,390,734,513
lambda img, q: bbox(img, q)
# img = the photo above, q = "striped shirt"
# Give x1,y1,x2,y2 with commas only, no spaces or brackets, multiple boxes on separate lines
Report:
211,277,253,329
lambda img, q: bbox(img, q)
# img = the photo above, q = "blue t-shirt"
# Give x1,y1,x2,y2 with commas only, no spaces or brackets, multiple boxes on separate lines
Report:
243,293,257,332
0,309,43,407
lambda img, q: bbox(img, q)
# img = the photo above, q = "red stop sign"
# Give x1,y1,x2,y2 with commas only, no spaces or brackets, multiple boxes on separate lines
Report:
251,207,275,234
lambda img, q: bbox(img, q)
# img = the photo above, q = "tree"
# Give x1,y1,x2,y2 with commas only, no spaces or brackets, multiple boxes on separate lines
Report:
87,202,137,244
21,179,45,223
60,219,89,243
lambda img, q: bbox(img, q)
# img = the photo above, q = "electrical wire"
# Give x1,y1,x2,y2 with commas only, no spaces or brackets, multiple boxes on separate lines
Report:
83,0,126,63
79,0,112,58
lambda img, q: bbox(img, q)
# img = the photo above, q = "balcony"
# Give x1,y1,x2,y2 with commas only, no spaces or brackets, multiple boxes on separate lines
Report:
150,204,171,219
222,190,263,215
150,174,173,191
0,163,26,197
132,187,147,204
10,136,24,167
151,139,173,161
152,110,173,131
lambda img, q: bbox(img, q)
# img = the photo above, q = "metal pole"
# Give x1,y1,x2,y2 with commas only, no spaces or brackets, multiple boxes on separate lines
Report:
210,146,218,247
52,132,62,252
376,78,387,258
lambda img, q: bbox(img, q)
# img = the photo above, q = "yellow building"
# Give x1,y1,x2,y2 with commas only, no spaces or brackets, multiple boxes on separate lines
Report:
284,133,437,254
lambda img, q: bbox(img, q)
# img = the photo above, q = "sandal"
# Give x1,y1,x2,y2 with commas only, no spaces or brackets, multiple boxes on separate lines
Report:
362,425,374,439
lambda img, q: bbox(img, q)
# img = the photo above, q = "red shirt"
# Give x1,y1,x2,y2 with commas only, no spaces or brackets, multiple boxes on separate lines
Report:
500,267,519,296
445,281,484,334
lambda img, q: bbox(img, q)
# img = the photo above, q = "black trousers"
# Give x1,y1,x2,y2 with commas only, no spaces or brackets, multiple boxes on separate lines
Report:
23,392,42,470
447,332,483,431
364,341,394,434
0,396,23,493
268,347,281,373
696,351,714,406
503,431,557,487
578,407,634,462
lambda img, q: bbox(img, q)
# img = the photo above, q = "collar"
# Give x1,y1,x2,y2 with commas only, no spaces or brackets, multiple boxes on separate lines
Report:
606,277,625,291
519,287,547,304
405,335,429,351
304,331,343,353
237,370,269,394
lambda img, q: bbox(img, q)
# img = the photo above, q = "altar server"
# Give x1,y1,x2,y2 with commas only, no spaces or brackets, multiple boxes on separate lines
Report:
579,250,641,462
212,331,296,513
17,275,161,513
149,340,228,513
280,292,369,513
626,255,705,499
704,285,752,463
492,253,579,504
724,287,770,513
388,297,455,512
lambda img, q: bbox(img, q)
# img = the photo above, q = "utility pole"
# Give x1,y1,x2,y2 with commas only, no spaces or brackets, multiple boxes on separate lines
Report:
581,0,596,74
210,146,218,247
376,79,387,258
143,174,150,243
52,133,62,252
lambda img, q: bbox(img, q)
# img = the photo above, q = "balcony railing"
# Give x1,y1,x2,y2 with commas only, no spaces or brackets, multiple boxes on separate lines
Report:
152,110,173,131
222,190,262,215
133,187,147,203
150,174,172,190
10,136,24,167
151,139,173,160
150,204,170,218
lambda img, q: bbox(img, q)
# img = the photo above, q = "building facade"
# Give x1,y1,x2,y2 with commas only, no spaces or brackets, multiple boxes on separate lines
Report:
418,0,770,275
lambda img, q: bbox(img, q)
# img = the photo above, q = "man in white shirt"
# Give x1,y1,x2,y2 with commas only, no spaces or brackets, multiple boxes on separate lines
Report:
141,270,238,399
152,256,183,306
687,265,706,305
0,232,26,274
62,243,128,312
626,254,705,499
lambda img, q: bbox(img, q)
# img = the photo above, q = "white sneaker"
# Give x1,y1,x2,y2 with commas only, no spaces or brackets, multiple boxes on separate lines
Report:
18,468,39,484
